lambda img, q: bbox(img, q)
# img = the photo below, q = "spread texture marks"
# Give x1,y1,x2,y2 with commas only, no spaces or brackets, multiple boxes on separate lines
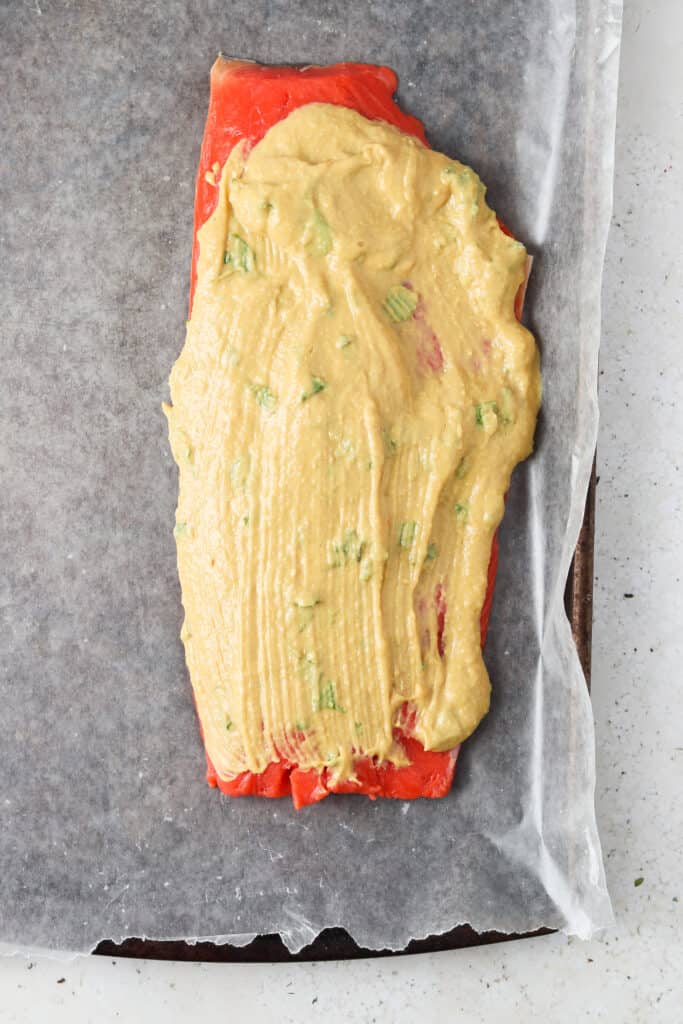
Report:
165,101,540,787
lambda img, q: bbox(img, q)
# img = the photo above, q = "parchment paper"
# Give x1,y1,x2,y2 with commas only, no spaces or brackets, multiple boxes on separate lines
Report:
0,0,621,953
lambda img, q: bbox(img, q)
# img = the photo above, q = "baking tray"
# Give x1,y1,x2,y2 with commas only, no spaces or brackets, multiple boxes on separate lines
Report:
93,462,596,962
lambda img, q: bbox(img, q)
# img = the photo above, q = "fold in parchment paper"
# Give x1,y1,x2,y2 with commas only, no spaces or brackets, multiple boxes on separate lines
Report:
0,0,620,953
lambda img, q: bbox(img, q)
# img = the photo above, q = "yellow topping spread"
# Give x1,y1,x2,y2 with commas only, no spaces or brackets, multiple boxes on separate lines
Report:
164,103,541,785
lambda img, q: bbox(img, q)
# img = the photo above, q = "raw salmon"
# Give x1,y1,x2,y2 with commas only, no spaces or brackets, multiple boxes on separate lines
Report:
191,59,510,808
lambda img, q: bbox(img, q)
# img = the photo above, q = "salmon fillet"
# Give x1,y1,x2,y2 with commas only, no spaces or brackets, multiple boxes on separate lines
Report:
187,58,510,808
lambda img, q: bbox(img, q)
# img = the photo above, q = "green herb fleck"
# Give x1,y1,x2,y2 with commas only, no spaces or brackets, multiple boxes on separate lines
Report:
359,558,374,582
293,597,322,633
252,384,277,414
223,233,255,272
316,680,344,712
173,522,188,538
454,502,469,522
336,334,354,349
383,285,418,323
382,428,398,456
301,376,327,402
242,515,250,527
442,165,472,185
295,650,318,683
398,520,418,549
221,346,241,368
634,877,644,887
425,542,438,562
328,529,368,569
454,457,469,479
229,455,250,492
225,717,233,732
334,437,356,460
295,609,314,632
305,209,333,257
475,400,498,426
294,596,322,609
499,386,515,425
341,529,364,562
294,720,309,732
327,541,344,569
354,721,364,735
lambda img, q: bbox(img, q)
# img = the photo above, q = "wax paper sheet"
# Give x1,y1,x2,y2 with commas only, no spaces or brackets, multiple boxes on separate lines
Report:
0,0,621,954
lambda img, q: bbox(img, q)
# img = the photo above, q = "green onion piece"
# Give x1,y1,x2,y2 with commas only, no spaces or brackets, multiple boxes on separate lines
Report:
329,530,367,567
301,376,327,402
341,529,363,562
360,558,374,582
252,384,277,413
223,234,255,272
499,386,515,425
327,541,343,569
382,428,398,456
293,597,321,633
316,680,344,712
475,400,498,426
454,457,469,479
229,455,249,491
425,542,438,562
294,596,322,609
383,285,418,322
221,346,241,368
295,607,315,633
399,520,418,548
305,209,333,257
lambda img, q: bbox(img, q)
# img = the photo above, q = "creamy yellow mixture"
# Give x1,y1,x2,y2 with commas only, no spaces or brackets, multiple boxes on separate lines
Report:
165,103,540,784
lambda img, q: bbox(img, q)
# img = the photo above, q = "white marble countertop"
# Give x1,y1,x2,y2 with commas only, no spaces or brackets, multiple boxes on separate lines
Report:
2,1,681,1019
